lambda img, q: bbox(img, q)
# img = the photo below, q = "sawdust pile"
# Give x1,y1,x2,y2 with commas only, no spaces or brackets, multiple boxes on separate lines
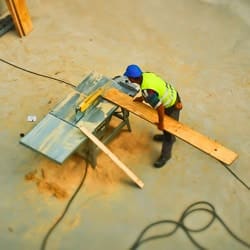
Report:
25,121,152,199
25,169,67,199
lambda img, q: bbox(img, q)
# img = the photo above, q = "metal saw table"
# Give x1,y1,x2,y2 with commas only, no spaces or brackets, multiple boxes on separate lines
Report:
20,74,139,167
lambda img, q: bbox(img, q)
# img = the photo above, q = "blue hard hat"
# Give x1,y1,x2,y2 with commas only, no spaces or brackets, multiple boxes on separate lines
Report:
124,64,142,78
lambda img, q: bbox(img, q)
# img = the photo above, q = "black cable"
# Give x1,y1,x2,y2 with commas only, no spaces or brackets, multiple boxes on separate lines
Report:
220,162,249,190
0,58,76,88
0,58,250,246
130,201,250,249
0,58,88,249
40,160,89,250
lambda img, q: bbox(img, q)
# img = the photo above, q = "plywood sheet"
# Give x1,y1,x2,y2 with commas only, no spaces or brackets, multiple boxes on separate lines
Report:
103,88,238,165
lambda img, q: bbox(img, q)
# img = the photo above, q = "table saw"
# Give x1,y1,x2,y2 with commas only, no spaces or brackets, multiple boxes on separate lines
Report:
20,73,140,167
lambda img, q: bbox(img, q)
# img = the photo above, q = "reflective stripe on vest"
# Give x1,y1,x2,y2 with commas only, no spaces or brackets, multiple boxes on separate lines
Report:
141,72,177,108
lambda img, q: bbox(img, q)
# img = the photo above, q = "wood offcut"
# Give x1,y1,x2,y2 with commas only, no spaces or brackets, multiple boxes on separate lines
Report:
103,88,238,165
78,125,144,189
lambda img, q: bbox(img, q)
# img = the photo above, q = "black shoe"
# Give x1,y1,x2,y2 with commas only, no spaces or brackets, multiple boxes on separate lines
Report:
153,134,176,143
153,134,164,142
154,155,170,168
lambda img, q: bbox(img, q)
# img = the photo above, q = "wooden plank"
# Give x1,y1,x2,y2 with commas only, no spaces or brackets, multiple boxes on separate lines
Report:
5,0,32,36
5,0,24,36
103,88,238,165
11,0,32,35
78,125,144,189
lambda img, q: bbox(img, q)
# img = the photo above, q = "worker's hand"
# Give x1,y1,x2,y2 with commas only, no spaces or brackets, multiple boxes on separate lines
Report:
155,122,164,131
133,96,143,102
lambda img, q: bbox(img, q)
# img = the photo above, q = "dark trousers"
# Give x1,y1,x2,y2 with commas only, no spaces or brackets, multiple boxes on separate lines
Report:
161,95,181,158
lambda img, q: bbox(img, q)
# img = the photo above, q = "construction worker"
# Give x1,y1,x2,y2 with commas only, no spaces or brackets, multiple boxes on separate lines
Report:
124,64,182,168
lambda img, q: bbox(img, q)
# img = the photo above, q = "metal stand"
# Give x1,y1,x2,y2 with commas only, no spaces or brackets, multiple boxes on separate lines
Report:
76,107,131,167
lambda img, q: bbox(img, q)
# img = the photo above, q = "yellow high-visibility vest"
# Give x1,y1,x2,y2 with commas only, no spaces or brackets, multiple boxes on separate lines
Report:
141,72,177,108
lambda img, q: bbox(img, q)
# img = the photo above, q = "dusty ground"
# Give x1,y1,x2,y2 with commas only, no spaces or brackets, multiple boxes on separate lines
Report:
0,0,249,249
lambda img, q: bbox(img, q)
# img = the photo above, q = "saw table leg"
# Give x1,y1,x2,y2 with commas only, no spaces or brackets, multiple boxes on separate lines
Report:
122,108,131,132
114,108,131,132
76,107,132,168
76,140,97,167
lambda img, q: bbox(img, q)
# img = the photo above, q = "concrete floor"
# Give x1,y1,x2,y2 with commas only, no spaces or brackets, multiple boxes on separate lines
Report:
0,0,249,249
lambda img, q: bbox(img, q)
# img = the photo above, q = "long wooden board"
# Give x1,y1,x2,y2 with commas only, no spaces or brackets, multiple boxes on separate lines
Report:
5,0,24,36
78,125,144,189
5,0,32,36
12,0,32,35
103,88,238,165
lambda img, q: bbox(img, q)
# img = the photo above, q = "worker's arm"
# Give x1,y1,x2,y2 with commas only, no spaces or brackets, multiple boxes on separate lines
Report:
134,89,165,130
156,104,165,131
